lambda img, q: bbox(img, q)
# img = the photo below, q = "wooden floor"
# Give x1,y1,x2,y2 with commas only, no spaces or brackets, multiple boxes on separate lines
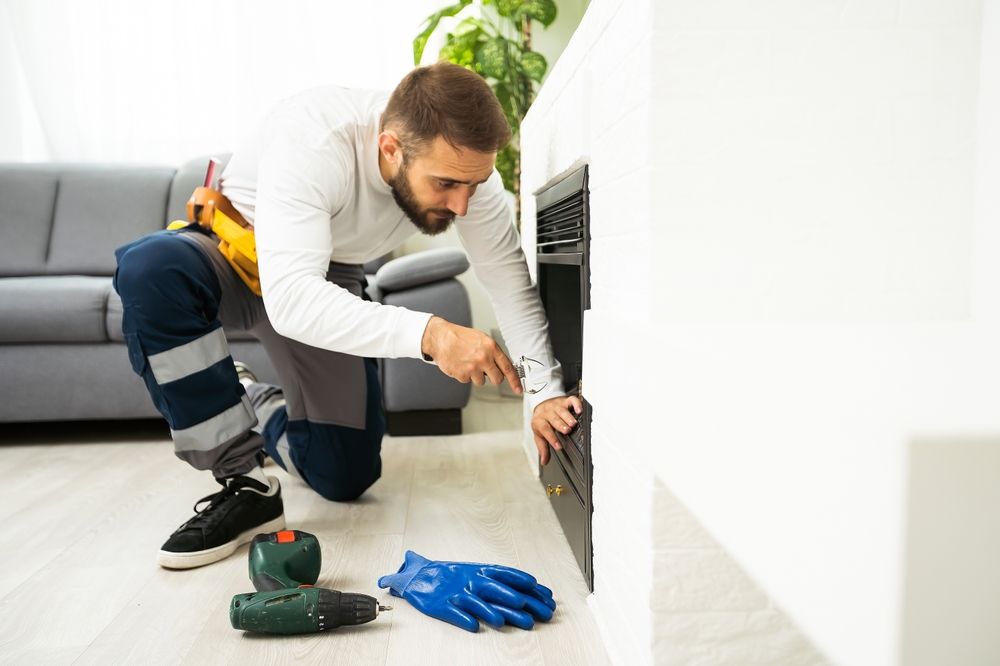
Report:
0,394,609,665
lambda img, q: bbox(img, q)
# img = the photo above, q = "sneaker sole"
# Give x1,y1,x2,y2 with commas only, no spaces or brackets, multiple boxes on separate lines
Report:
156,514,286,570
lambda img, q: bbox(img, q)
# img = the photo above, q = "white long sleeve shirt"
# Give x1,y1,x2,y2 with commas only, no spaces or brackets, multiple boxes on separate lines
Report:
220,85,564,410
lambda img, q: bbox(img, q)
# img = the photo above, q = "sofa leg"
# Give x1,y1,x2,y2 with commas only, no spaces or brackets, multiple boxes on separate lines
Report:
385,409,462,436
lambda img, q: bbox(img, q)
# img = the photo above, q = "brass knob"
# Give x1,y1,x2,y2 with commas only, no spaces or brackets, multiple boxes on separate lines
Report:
546,484,564,496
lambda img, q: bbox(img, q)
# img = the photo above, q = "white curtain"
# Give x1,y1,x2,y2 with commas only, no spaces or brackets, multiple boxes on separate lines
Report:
0,0,445,163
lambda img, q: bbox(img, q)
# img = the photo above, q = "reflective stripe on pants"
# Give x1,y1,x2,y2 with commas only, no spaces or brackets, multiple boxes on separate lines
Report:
113,229,261,478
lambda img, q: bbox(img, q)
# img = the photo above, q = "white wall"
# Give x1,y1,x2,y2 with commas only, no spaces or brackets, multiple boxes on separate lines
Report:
646,1,998,664
973,0,1000,325
898,2,1000,664
520,0,1000,664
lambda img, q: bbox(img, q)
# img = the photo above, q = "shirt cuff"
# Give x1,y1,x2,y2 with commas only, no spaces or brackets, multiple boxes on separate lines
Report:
393,308,435,360
525,382,567,413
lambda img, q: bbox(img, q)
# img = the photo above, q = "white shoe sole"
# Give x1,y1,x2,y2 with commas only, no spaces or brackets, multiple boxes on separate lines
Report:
157,514,286,570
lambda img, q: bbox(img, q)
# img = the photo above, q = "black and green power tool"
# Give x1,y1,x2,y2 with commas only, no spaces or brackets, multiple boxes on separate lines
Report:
229,529,391,635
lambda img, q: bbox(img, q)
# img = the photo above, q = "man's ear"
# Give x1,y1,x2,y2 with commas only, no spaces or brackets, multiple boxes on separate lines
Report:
378,130,403,166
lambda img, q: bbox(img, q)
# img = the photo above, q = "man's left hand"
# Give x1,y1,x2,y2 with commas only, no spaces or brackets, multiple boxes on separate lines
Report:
531,395,584,465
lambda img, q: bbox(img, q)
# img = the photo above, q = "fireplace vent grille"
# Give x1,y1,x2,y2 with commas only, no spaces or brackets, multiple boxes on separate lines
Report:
537,190,586,253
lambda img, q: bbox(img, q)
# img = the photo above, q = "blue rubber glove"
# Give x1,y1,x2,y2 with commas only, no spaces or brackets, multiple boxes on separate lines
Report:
377,550,557,632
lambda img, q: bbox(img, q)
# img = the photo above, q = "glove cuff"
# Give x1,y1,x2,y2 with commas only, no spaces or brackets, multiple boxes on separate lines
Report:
377,549,431,596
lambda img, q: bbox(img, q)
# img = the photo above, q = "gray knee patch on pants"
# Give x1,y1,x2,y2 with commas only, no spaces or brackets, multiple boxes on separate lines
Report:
245,382,286,434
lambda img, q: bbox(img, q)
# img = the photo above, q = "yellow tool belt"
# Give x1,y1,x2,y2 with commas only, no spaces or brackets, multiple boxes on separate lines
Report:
168,187,261,295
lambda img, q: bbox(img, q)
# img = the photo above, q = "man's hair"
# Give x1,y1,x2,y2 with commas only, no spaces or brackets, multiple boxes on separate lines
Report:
381,61,512,156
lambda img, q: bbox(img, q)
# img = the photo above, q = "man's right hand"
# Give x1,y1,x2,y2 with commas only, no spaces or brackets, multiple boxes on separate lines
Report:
421,316,524,394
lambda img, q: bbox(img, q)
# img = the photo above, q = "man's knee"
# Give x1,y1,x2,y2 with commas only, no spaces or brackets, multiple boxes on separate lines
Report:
289,419,383,502
307,464,381,502
114,232,210,304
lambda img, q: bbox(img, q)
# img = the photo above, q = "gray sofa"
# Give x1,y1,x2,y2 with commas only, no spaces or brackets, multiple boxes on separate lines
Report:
0,156,471,435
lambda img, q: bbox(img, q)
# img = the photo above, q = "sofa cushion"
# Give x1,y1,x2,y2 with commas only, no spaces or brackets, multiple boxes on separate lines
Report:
45,167,176,276
105,289,257,343
105,290,126,342
0,276,112,343
374,248,469,292
0,166,59,276
381,279,472,412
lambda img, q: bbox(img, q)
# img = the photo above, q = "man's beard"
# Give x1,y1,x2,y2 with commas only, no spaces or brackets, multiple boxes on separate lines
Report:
389,160,455,236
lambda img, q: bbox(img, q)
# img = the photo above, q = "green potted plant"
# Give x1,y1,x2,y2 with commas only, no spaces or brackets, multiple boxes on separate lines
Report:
413,0,558,229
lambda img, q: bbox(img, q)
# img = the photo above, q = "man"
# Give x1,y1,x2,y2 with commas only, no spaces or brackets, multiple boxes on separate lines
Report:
114,62,582,569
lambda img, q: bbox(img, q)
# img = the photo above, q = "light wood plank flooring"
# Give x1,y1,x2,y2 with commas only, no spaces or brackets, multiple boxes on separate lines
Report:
0,394,609,665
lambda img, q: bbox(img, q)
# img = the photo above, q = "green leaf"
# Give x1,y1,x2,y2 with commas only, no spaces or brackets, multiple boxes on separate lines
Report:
451,16,483,37
519,50,547,82
476,37,510,80
493,82,520,130
439,20,485,69
515,0,557,27
454,22,487,49
496,144,517,192
487,0,521,18
440,42,473,68
413,0,472,65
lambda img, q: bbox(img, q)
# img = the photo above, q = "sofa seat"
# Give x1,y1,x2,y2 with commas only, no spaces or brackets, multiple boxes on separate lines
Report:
0,276,259,347
105,290,257,343
0,276,112,343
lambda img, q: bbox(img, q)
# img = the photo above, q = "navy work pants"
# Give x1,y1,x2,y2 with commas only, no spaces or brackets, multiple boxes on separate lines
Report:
113,227,384,501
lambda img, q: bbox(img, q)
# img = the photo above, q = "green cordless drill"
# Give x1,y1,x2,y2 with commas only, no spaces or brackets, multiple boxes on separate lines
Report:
229,529,392,635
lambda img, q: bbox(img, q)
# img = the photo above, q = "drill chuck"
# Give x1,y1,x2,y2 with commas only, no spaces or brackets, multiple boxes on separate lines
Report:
230,587,391,634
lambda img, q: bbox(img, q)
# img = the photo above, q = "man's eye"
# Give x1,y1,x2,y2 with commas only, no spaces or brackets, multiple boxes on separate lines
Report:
438,180,454,189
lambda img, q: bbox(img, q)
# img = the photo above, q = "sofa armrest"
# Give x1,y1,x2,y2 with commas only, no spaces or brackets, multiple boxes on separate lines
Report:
380,279,472,413
373,248,469,293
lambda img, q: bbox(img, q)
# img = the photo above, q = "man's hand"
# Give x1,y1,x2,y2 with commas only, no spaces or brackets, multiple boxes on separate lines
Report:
532,395,584,465
421,316,524,393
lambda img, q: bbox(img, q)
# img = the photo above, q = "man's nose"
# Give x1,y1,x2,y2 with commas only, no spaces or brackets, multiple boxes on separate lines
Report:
447,190,471,217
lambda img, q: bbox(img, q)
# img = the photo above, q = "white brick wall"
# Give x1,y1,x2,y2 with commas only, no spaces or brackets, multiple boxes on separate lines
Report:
523,0,832,662
522,0,1000,664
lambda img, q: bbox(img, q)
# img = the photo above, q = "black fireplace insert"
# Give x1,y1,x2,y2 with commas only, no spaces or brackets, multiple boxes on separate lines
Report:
535,164,593,590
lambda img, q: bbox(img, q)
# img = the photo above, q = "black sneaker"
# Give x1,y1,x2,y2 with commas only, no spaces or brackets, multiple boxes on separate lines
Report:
157,475,285,569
